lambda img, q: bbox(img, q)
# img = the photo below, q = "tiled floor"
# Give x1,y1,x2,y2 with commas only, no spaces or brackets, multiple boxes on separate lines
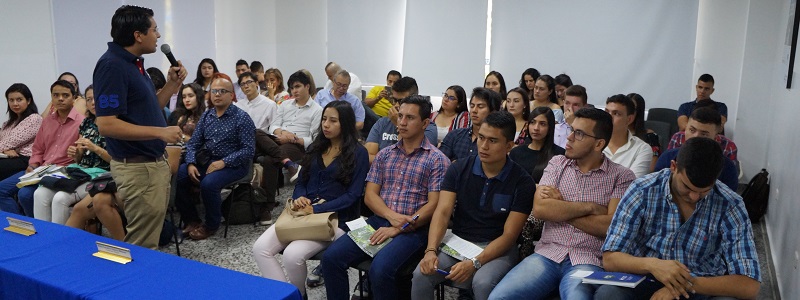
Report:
158,183,780,300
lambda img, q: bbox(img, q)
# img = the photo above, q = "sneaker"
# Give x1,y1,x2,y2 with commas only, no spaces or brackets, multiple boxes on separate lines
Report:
258,207,274,226
306,265,324,287
352,277,370,298
286,163,302,183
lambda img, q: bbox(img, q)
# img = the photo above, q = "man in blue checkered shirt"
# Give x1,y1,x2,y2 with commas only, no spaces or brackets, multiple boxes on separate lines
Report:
597,137,760,300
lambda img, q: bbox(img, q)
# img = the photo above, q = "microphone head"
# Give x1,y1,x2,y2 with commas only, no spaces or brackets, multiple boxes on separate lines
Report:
160,43,171,54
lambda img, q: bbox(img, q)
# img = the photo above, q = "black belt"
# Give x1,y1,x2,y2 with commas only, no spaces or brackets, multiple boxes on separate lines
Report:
112,155,166,163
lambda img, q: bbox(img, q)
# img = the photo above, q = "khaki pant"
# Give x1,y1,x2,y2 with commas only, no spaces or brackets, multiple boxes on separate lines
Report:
111,159,171,249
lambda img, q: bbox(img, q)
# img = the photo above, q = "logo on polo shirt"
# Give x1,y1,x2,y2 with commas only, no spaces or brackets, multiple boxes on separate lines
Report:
98,94,120,109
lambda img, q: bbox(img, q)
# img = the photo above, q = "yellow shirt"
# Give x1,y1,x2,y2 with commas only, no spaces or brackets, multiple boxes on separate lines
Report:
367,86,392,117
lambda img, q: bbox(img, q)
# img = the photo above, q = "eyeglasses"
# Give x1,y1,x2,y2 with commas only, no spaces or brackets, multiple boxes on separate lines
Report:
240,80,255,86
334,82,349,89
441,93,457,101
209,89,231,95
569,129,599,141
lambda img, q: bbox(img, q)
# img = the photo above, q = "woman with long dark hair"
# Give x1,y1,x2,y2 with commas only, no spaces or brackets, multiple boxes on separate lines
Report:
431,85,470,144
484,70,507,100
505,87,531,145
531,74,564,124
252,101,369,298
519,68,540,97
509,107,565,258
171,83,206,138
0,83,42,180
193,58,219,91
627,93,661,172
554,73,573,107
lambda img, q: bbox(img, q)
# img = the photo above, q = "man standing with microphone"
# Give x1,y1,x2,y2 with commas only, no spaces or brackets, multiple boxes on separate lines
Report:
93,5,187,249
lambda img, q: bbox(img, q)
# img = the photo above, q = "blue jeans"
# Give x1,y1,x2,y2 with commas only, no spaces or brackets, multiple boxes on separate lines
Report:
594,277,737,300
489,254,602,300
174,162,248,231
0,171,37,216
321,215,427,300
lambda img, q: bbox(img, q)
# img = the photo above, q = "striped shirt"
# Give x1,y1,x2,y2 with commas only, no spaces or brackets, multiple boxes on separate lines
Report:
535,155,635,267
366,138,450,215
667,132,737,161
603,169,760,280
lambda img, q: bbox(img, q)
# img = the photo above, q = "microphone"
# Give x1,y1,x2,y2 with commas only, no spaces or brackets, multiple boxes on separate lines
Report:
160,44,179,67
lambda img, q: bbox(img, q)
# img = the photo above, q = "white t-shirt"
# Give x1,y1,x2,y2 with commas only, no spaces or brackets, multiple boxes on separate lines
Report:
234,94,277,132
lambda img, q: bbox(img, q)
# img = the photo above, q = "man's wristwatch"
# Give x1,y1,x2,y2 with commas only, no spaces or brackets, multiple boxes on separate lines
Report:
470,257,482,270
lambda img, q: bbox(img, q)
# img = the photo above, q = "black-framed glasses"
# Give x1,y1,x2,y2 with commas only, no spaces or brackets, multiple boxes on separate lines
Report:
240,80,255,86
209,89,231,95
441,93,457,101
570,129,599,141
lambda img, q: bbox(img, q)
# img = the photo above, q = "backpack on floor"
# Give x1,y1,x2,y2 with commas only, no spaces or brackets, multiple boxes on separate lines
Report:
741,168,770,223
221,185,270,225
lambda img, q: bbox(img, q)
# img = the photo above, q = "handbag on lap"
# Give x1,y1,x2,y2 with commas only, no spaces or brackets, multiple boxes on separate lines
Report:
274,198,338,244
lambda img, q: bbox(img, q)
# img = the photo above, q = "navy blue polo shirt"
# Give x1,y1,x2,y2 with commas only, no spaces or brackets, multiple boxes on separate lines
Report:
93,42,166,159
442,155,535,243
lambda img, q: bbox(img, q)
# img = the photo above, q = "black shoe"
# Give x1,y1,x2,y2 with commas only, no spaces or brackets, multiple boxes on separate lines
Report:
306,265,324,287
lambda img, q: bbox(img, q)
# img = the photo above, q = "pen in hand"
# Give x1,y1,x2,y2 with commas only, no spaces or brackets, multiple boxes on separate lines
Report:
436,268,450,275
400,214,420,231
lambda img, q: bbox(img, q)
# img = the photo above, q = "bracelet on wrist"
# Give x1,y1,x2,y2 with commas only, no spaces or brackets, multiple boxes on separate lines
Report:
424,248,437,255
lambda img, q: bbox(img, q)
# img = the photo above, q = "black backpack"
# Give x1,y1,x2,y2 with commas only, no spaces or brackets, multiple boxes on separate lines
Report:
741,169,770,223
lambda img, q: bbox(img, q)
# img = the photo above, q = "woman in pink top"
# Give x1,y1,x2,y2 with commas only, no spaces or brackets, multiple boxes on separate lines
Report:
0,83,42,181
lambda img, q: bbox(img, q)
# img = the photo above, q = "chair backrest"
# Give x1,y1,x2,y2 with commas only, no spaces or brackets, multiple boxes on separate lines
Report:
646,108,679,137
645,120,671,151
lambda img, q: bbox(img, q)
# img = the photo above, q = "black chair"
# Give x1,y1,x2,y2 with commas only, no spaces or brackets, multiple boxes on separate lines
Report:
222,164,258,238
645,120,671,152
646,108,679,137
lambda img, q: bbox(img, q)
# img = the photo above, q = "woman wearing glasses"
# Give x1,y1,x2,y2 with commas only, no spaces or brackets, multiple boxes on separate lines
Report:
0,83,42,181
430,85,470,144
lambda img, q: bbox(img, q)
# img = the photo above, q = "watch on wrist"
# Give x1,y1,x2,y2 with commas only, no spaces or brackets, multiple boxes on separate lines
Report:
470,257,482,270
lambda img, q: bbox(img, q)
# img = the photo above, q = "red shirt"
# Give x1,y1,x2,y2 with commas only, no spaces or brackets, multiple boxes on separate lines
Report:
29,109,85,167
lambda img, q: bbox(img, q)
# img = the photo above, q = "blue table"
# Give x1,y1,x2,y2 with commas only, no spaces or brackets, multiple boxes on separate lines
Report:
0,211,301,300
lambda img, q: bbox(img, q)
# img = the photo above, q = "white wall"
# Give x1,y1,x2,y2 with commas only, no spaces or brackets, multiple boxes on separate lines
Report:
214,0,276,76
0,0,58,125
274,0,329,89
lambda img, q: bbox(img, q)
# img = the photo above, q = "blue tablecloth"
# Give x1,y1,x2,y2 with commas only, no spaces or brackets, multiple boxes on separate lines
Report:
0,211,301,300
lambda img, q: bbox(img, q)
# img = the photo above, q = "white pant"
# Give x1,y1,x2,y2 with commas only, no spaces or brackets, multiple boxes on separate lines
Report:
252,225,345,296
33,182,90,224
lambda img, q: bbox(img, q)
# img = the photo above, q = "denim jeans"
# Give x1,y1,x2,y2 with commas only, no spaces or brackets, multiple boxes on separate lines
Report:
594,277,738,300
0,171,37,216
488,254,603,300
321,215,427,300
174,162,248,231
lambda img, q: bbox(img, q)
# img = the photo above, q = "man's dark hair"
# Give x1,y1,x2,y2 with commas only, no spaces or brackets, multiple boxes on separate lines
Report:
554,73,573,88
565,85,588,104
698,73,715,85
51,80,78,96
146,67,166,90
4,83,38,129
689,107,722,127
387,70,401,79
676,137,724,188
238,72,258,85
483,111,516,142
287,70,311,88
110,5,154,47
250,61,264,73
471,87,502,112
392,76,419,96
236,59,248,67
605,94,635,115
399,95,432,120
573,108,613,150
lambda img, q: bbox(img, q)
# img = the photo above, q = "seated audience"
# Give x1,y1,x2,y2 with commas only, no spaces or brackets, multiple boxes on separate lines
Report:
315,69,366,130
504,87,531,145
509,107,565,258
233,59,250,100
236,72,277,132
518,68,540,99
531,74,564,124
553,73,573,107
172,83,206,138
175,76,255,240
194,58,219,94
603,94,652,178
484,71,507,104
0,83,42,181
252,101,369,298
265,68,291,104
556,85,589,148
365,77,437,163
413,111,534,300
324,62,362,100
677,73,728,131
430,85,470,145
668,104,737,161
321,96,450,300
65,191,125,240
0,80,84,216
489,108,635,300
365,70,402,118
33,85,111,224
249,61,267,92
440,88,502,161
627,93,661,172
43,72,87,116
596,137,760,300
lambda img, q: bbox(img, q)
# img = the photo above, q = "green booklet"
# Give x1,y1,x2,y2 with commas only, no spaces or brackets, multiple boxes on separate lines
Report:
346,218,392,257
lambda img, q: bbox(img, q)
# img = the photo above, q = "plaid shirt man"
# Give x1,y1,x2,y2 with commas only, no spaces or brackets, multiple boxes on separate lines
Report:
535,155,635,267
603,169,760,280
667,131,737,161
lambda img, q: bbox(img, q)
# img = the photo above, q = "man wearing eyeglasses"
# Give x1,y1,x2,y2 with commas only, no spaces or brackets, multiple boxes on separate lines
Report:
233,59,250,101
490,108,635,300
315,69,366,130
324,62,363,100
93,5,187,249
175,76,255,240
